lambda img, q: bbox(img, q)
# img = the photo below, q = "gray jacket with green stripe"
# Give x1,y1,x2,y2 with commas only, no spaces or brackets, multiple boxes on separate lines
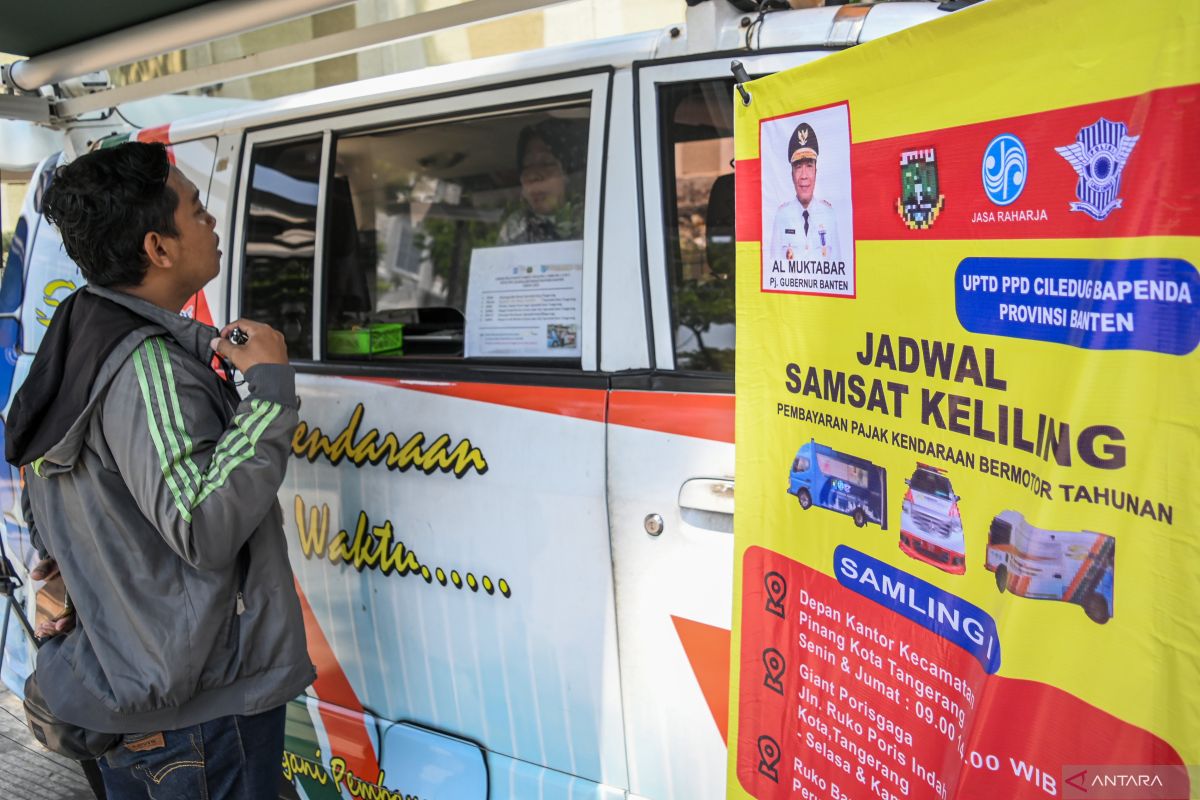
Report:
24,286,315,734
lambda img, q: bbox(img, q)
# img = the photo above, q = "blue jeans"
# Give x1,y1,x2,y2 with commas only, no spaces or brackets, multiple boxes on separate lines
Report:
99,705,286,800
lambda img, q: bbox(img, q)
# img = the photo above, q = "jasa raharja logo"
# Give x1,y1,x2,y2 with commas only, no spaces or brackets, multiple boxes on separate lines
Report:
982,133,1028,206
896,148,945,230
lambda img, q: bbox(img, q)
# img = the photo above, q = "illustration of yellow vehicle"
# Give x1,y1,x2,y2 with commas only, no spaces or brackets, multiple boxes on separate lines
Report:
985,510,1115,624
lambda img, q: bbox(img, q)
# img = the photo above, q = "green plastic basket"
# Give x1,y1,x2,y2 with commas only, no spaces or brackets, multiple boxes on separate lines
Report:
328,324,404,356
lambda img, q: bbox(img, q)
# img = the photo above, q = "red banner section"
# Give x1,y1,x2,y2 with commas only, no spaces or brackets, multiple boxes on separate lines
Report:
736,546,1186,800
736,156,763,246
852,84,1200,241
737,84,1200,245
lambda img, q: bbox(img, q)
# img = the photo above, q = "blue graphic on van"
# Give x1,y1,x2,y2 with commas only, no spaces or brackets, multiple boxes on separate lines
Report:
834,545,1001,674
956,257,1199,355
0,217,28,313
787,439,887,529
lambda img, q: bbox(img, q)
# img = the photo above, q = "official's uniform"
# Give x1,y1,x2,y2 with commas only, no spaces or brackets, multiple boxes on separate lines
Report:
769,196,841,264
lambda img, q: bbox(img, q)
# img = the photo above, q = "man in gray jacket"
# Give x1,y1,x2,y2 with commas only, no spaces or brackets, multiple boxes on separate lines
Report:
5,141,315,798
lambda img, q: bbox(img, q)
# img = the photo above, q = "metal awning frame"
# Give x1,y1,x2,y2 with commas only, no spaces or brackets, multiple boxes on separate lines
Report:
1,0,573,126
0,94,51,125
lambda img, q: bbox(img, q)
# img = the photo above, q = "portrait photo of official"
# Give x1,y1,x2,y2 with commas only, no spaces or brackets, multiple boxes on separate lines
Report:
760,104,855,297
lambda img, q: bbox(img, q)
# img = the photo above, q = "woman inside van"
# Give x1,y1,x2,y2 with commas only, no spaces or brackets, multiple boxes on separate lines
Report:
498,118,586,244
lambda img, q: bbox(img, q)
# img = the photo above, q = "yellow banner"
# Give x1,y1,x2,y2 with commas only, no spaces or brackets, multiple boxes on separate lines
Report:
730,1,1200,798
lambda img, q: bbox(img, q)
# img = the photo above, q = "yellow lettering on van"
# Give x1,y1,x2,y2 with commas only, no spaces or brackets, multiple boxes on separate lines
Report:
326,513,364,565
280,751,329,785
295,497,421,577
329,756,347,786
327,756,415,800
295,496,329,557
291,403,488,478
294,496,511,599
35,279,78,327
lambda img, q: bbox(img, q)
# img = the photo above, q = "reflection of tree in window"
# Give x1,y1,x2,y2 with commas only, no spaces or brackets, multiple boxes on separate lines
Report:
661,79,735,373
418,217,498,311
323,105,589,360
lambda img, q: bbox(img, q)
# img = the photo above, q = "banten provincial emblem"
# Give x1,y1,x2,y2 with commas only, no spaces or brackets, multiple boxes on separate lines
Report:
896,148,945,230
1055,118,1139,221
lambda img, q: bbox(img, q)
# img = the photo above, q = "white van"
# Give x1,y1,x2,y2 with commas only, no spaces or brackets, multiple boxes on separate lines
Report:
0,3,954,797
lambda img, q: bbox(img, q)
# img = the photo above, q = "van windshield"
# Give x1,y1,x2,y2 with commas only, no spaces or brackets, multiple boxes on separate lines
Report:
910,469,952,498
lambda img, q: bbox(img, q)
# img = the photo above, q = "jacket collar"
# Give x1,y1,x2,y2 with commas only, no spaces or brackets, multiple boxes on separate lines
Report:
86,285,218,364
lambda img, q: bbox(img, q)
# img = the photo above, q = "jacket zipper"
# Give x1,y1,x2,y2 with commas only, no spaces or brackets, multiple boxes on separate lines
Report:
235,541,250,616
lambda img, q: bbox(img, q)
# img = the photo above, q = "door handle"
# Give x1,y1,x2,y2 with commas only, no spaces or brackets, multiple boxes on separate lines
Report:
679,478,734,516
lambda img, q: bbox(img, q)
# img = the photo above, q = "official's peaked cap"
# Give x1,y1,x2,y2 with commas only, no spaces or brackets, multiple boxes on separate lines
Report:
788,122,819,162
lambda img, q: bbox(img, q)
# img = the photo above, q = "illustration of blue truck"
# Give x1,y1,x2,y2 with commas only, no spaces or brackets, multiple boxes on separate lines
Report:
787,439,887,529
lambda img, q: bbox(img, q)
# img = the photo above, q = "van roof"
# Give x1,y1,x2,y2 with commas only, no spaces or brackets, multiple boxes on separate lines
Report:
164,29,662,142
126,1,950,145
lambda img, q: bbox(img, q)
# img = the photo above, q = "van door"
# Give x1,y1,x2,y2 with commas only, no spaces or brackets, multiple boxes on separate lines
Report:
232,73,629,799
607,52,836,800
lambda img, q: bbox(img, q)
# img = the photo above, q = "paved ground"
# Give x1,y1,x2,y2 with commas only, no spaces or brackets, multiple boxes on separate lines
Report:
0,683,96,799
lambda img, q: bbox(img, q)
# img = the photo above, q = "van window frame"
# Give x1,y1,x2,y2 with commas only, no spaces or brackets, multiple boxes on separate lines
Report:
230,70,612,378
631,49,838,391
236,133,328,362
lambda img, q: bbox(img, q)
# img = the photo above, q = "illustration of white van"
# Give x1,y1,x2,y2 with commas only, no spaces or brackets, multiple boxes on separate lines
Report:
899,462,965,574
986,510,1115,624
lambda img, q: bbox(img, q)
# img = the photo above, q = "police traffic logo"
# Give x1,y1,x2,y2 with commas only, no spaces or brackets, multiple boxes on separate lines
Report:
982,133,1027,206
1055,118,1139,221
896,148,945,230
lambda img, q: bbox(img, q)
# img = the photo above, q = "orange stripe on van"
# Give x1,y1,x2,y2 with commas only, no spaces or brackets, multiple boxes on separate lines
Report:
294,579,380,780
136,125,171,145
609,390,734,443
672,616,731,744
351,378,606,422
349,379,734,441
135,125,175,164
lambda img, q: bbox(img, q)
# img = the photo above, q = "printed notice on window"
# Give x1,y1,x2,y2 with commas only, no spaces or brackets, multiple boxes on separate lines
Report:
464,242,584,358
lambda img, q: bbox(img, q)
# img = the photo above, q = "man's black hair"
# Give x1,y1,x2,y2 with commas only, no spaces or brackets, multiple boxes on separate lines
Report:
41,142,178,287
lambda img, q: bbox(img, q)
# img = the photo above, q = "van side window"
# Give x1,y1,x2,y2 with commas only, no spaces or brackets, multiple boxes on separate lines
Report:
242,138,322,360
659,79,735,374
323,104,590,360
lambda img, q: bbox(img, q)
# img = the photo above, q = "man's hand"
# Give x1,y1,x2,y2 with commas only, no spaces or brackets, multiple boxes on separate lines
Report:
35,611,75,640
210,319,289,373
29,558,74,639
29,557,59,582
